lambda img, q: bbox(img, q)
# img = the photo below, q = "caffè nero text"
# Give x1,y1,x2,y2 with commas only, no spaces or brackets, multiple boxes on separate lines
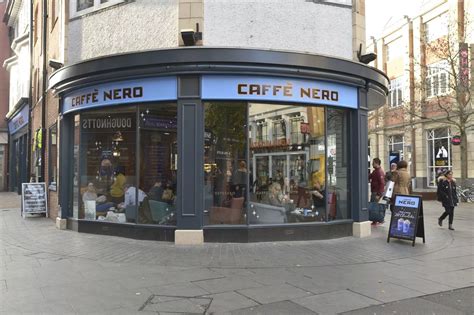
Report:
237,83,338,101
71,86,144,107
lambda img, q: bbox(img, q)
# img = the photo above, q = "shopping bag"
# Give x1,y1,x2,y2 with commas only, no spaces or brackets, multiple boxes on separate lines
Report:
368,202,385,222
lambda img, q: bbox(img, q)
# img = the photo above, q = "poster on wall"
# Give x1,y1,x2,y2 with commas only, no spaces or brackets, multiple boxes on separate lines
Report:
435,146,449,166
387,194,425,246
21,183,48,218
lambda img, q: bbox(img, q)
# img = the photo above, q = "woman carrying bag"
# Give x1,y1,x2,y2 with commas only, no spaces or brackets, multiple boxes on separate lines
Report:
437,170,458,231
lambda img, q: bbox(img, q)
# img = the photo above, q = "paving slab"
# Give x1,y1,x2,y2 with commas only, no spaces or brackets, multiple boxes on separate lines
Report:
194,275,263,294
0,195,473,314
231,300,316,315
422,286,474,314
205,291,259,314
147,281,211,297
237,283,313,304
292,289,380,314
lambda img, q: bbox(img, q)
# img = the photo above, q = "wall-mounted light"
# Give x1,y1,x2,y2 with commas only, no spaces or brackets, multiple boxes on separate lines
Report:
181,23,202,46
49,59,64,70
357,43,377,64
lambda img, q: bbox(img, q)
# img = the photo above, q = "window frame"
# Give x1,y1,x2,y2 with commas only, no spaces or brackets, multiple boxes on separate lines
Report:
388,134,405,161
424,13,448,43
70,0,125,19
426,61,449,98
388,76,404,107
426,128,452,188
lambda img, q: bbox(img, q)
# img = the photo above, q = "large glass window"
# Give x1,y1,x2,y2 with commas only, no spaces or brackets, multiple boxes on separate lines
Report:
204,102,248,225
137,104,178,225
248,104,328,224
427,128,452,187
326,109,350,220
71,104,178,225
77,107,137,221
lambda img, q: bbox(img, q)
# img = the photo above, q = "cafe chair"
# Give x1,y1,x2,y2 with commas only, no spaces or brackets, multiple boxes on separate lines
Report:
149,200,173,224
209,197,244,224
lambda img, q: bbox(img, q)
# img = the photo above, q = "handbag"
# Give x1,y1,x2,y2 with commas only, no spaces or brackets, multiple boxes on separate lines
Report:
368,202,385,222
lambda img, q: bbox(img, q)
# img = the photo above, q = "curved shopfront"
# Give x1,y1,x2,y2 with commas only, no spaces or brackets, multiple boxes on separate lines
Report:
50,48,388,242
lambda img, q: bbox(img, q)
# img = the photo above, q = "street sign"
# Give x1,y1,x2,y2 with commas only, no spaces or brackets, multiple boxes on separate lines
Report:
21,183,48,218
387,194,425,246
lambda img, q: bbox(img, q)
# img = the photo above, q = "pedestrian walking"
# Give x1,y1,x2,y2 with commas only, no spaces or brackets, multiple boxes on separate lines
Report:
437,170,458,230
393,160,411,195
385,162,397,183
368,158,386,224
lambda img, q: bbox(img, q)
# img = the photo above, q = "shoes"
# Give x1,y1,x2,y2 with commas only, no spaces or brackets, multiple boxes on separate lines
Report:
438,218,443,227
449,224,455,231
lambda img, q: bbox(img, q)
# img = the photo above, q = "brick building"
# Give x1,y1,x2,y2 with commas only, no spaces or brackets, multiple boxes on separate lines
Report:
367,0,473,196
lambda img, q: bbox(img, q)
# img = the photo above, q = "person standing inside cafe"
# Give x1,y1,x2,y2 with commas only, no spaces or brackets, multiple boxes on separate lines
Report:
369,158,385,202
437,170,458,231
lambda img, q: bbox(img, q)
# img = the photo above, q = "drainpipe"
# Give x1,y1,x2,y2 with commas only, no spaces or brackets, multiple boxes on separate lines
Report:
40,0,48,182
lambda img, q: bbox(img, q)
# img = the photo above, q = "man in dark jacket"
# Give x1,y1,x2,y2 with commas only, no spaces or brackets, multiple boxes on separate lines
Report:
368,158,386,224
369,158,385,202
437,170,458,230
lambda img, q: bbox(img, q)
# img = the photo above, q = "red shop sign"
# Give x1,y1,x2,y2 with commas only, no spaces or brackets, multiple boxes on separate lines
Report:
451,135,461,145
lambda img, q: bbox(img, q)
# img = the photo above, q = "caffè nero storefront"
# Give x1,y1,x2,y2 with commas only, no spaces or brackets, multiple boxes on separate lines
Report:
49,48,388,242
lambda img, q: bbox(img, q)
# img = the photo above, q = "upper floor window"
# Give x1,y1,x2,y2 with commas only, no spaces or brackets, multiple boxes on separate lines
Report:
426,61,449,98
71,0,124,18
255,120,268,142
424,13,448,43
388,76,404,107
386,37,404,62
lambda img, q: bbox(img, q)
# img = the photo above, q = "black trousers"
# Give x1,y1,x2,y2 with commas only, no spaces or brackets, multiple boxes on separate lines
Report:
439,206,455,224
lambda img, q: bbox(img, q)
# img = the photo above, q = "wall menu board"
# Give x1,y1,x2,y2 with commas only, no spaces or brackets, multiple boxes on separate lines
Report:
21,183,48,218
387,194,425,246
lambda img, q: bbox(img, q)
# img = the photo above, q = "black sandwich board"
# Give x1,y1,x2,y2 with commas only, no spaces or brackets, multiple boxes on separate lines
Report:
21,182,48,218
387,194,425,246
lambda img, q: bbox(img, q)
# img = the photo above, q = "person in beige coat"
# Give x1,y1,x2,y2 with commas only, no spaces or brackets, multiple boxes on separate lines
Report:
393,160,411,196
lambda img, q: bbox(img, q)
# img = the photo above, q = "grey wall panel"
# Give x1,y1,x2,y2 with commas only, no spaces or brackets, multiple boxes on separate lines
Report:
177,100,203,229
351,89,369,222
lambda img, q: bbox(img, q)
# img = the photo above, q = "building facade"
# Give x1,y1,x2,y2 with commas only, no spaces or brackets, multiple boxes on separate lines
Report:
367,0,473,196
3,0,30,193
6,0,389,242
0,0,10,191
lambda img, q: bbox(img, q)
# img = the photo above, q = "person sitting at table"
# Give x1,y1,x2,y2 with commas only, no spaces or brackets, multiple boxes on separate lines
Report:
82,182,114,213
311,181,325,207
148,180,164,202
263,182,287,206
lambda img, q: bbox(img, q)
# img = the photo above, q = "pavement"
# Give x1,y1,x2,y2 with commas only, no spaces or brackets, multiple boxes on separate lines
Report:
0,191,473,314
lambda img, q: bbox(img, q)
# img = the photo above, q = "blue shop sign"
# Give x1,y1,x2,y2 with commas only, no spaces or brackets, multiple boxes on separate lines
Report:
62,76,177,114
394,195,420,208
8,106,29,135
201,75,358,109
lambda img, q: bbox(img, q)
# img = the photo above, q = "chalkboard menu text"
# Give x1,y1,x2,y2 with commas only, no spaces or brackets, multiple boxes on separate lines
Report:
22,183,48,218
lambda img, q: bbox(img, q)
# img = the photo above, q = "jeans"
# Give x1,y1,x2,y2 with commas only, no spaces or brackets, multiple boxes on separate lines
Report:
439,206,455,224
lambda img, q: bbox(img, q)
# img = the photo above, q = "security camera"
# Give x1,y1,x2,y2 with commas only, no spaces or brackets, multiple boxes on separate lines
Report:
181,29,197,46
180,23,202,46
49,59,64,70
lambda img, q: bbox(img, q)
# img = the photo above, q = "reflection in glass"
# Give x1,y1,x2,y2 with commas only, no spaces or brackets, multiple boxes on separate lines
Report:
77,107,136,222
326,109,350,220
204,102,247,225
137,104,178,225
73,115,80,218
249,103,326,224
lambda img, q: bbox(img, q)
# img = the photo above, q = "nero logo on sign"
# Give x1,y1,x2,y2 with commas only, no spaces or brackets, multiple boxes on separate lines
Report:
395,196,419,208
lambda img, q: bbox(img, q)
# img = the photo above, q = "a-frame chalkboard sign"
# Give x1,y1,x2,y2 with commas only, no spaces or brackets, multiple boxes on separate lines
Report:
387,194,425,246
